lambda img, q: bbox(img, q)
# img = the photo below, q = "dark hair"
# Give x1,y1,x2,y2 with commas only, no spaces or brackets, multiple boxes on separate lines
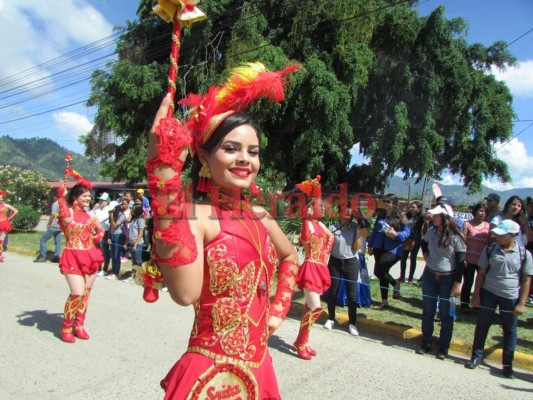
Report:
191,111,261,199
131,205,143,219
502,195,525,222
471,202,487,217
435,213,466,248
67,184,90,206
383,193,404,231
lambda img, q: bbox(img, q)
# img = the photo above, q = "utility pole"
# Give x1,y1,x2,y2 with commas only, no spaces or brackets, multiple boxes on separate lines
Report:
421,175,431,211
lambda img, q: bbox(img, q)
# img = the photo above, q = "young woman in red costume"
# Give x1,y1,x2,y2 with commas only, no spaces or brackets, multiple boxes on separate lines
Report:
292,176,333,360
137,62,300,399
0,189,18,262
56,175,104,343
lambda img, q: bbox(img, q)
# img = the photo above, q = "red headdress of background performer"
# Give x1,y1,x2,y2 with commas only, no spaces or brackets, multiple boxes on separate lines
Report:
0,189,6,198
296,175,322,199
179,62,300,157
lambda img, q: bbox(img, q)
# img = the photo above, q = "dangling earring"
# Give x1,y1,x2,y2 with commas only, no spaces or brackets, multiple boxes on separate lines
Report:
197,162,212,193
250,181,260,196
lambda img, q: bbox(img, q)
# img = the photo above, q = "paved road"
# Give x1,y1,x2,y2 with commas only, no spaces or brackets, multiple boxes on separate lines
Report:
1,252,532,400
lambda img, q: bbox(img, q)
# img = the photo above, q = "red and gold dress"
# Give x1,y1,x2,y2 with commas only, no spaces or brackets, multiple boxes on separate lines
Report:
161,204,283,400
58,204,104,276
0,203,12,233
297,220,333,294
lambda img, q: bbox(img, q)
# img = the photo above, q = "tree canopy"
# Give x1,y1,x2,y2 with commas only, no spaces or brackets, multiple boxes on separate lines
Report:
83,0,516,193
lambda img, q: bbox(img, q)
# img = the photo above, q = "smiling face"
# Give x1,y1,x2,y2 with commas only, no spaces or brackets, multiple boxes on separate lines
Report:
75,191,92,209
201,124,260,194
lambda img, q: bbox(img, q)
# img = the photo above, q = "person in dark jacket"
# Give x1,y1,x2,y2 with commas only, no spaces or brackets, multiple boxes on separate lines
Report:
368,194,410,309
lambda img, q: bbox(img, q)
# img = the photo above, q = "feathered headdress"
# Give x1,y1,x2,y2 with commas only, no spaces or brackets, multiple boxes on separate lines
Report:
296,175,322,198
179,62,300,156
0,189,7,198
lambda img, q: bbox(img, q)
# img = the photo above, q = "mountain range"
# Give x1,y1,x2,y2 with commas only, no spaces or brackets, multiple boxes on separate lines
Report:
0,136,106,181
1,136,531,205
385,175,532,207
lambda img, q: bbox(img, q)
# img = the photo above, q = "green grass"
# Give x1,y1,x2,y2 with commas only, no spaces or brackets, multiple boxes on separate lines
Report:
323,279,533,355
6,231,65,256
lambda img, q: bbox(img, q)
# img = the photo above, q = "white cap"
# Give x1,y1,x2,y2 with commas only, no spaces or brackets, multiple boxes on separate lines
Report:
427,204,453,217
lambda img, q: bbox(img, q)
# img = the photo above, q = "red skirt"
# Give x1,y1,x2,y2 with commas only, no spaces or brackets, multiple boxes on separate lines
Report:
59,246,104,276
161,351,281,400
297,260,331,294
0,220,12,234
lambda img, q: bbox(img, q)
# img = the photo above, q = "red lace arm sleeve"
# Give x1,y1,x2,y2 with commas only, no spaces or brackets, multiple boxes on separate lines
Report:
270,260,298,320
58,196,70,220
92,227,104,244
138,117,198,303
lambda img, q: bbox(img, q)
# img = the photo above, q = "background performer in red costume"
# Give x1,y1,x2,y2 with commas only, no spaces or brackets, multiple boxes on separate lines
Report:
140,61,300,399
57,165,104,343
0,189,18,262
293,176,333,360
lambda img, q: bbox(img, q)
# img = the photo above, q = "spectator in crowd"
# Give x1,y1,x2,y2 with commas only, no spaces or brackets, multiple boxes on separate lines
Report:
324,201,363,336
368,194,410,309
436,196,464,229
93,193,112,276
484,192,501,223
124,205,145,284
56,183,104,343
34,190,62,263
416,204,465,360
490,196,527,246
106,199,129,280
292,176,334,360
123,191,134,208
0,189,18,262
399,200,424,283
136,188,150,210
464,220,532,378
525,197,533,304
461,202,490,313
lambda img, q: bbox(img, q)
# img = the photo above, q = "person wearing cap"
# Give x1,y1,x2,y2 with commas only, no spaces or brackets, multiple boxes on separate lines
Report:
34,190,62,263
93,192,112,276
136,188,150,210
484,192,501,223
435,195,464,229
416,203,466,360
464,220,532,378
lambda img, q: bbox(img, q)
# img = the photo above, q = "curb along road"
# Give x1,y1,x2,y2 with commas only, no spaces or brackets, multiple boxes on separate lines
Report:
7,245,533,372
287,298,533,372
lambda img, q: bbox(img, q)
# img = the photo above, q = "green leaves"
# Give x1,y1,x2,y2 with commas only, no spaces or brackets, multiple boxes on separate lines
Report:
84,0,516,194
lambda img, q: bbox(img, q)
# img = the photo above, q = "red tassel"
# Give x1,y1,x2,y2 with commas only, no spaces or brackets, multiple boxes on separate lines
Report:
251,181,260,196
197,177,211,193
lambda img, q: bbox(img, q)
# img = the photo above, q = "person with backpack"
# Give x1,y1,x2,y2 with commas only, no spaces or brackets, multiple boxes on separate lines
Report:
464,220,532,378
106,199,130,280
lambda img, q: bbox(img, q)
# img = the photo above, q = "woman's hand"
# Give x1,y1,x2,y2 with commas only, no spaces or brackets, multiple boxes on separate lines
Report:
450,282,461,297
470,294,480,308
267,316,284,337
368,247,373,256
513,303,526,315
385,228,397,239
